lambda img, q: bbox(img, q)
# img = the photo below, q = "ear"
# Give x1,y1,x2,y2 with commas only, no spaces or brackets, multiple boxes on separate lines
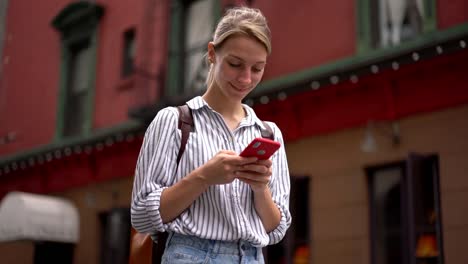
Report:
207,42,216,63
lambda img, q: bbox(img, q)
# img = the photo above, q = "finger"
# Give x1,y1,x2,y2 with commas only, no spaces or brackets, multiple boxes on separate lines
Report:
219,150,237,155
254,159,272,168
235,156,258,165
236,171,270,182
240,164,269,174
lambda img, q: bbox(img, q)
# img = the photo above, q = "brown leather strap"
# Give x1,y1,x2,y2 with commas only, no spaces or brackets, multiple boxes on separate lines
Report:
151,232,168,264
261,121,274,140
176,105,194,166
128,228,153,264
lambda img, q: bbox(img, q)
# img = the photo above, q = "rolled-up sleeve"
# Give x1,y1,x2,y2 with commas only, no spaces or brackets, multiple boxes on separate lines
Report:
266,123,292,245
131,107,179,234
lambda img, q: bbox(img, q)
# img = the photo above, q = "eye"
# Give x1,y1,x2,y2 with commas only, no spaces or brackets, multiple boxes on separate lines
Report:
228,62,241,68
252,67,263,73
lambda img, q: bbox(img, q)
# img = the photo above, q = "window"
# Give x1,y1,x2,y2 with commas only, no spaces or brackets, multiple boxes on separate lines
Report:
357,0,436,52
366,154,444,264
122,28,136,78
64,41,92,137
51,2,104,139
167,0,220,96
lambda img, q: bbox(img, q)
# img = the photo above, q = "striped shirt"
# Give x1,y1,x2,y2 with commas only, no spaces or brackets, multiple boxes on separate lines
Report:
131,96,291,247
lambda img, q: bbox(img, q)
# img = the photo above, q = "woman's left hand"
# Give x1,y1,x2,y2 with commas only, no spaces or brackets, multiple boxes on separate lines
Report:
235,159,272,192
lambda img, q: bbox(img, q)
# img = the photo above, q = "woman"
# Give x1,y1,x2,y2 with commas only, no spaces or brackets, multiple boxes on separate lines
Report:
131,6,291,263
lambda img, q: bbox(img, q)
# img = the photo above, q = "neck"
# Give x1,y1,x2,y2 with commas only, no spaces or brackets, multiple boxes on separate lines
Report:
202,86,244,118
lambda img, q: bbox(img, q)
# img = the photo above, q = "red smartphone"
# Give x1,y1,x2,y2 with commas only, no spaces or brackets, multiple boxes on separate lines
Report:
240,137,281,160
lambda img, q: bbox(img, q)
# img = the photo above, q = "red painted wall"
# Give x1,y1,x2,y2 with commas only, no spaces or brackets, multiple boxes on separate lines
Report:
437,0,468,29
252,0,356,80
93,0,169,130
0,0,169,157
0,0,64,157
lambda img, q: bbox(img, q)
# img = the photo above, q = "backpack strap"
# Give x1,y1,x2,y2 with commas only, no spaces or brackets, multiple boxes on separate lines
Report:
147,105,192,263
176,105,194,166
260,121,274,140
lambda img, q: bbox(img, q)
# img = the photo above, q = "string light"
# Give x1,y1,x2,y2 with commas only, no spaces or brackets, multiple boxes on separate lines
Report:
260,96,269,104
96,143,104,151
65,147,72,156
350,75,359,83
84,145,93,154
105,138,114,146
46,153,53,162
74,145,82,154
126,134,135,142
330,75,339,85
311,81,320,90
277,92,287,101
116,134,124,142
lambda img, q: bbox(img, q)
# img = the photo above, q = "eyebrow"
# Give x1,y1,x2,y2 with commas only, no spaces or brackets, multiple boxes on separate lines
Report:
227,54,266,65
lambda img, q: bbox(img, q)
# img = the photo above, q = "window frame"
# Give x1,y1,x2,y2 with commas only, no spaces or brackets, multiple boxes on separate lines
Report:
122,28,136,78
166,0,221,97
366,154,445,264
356,0,437,53
51,2,103,140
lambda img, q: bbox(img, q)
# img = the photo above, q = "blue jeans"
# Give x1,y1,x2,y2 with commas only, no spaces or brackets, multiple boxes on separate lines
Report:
161,232,265,264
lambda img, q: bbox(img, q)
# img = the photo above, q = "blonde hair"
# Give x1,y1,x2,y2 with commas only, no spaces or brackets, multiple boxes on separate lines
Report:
205,7,272,87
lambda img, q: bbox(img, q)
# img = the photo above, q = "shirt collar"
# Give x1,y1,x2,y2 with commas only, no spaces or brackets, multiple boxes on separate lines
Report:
186,96,265,128
186,96,208,110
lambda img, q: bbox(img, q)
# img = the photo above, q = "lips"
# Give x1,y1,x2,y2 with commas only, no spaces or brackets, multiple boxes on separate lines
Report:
230,82,251,92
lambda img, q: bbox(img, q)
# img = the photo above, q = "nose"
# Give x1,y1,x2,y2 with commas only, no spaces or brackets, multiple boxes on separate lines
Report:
237,69,252,85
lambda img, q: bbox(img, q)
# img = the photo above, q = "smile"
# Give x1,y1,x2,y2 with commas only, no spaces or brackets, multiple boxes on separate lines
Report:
230,82,251,92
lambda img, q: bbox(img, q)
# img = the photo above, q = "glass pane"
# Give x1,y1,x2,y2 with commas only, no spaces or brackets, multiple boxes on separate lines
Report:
63,92,86,137
64,43,90,137
184,0,213,92
373,0,426,48
69,45,91,94
122,29,136,77
407,155,442,264
371,166,404,264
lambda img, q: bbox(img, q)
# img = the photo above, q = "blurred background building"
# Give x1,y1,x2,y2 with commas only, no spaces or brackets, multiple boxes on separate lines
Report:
0,0,467,263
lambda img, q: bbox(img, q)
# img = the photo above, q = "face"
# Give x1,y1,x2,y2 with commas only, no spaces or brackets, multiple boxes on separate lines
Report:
208,35,268,101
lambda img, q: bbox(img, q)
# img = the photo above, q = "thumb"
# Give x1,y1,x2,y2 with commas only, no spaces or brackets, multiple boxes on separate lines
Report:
219,150,237,156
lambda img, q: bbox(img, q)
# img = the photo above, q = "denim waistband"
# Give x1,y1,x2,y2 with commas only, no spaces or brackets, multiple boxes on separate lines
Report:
167,232,259,257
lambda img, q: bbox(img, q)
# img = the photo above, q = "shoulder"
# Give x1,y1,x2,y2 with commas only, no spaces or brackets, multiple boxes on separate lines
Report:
147,106,180,131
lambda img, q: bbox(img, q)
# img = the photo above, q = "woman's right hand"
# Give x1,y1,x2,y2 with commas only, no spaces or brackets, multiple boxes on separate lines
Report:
196,150,258,186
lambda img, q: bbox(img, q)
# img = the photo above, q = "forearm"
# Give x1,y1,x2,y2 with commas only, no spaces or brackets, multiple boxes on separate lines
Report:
253,187,281,233
159,168,209,223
